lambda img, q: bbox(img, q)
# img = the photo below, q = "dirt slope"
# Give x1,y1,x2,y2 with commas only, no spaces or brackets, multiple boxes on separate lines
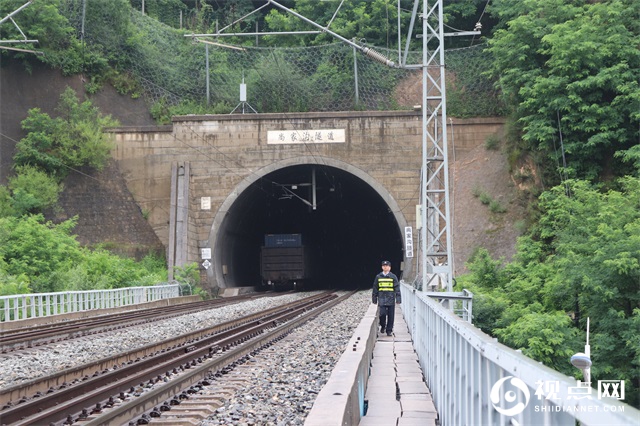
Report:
450,142,526,275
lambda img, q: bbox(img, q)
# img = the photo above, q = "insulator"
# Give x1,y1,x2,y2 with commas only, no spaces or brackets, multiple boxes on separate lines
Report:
361,47,396,68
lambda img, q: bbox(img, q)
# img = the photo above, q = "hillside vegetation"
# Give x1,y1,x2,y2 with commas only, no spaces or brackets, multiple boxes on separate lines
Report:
0,0,638,407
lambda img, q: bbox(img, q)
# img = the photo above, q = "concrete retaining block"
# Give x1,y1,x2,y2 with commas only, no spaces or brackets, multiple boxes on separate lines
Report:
305,303,378,426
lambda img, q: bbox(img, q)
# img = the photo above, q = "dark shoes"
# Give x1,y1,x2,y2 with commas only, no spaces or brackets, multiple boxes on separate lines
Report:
380,326,393,336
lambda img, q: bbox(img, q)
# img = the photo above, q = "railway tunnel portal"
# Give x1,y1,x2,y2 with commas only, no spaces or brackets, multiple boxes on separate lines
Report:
211,158,407,290
110,111,503,293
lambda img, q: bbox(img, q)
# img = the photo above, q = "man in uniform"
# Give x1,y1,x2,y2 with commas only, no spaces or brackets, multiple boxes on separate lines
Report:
372,260,401,336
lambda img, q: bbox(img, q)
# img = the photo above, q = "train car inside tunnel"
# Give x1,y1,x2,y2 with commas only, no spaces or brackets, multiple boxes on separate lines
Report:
212,164,407,291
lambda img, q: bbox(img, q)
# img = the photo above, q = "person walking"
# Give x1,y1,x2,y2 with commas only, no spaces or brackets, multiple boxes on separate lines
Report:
372,260,401,336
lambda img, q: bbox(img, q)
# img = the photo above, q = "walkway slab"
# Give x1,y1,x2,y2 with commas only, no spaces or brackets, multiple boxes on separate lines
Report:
397,381,430,394
359,307,439,426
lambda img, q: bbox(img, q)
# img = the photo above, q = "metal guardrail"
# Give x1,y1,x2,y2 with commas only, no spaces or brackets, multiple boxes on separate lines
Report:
424,289,473,323
401,282,639,426
0,284,180,322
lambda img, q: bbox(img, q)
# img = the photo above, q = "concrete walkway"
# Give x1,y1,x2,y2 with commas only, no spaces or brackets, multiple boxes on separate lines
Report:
359,307,438,426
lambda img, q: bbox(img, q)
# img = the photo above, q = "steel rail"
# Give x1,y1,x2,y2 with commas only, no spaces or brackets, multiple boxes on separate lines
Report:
0,292,339,425
85,291,355,426
0,293,275,350
0,292,328,407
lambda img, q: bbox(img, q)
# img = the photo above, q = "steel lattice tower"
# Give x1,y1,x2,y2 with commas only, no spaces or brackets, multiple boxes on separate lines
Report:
419,0,453,291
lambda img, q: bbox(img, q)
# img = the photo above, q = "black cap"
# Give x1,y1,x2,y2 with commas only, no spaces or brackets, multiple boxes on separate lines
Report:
381,260,391,266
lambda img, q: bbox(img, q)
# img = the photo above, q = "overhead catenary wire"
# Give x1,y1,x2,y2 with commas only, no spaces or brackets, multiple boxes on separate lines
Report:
182,42,418,217
177,119,339,211
266,0,396,68
188,3,346,193
256,51,418,217
5,1,466,219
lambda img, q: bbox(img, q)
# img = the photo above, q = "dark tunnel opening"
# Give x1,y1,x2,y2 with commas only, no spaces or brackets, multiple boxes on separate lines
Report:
217,164,405,290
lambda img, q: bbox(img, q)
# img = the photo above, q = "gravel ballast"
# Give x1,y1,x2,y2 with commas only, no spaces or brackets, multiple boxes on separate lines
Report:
0,291,341,389
200,290,371,426
0,291,372,425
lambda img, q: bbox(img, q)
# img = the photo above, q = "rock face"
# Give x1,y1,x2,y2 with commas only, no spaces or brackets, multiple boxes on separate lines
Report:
49,160,165,260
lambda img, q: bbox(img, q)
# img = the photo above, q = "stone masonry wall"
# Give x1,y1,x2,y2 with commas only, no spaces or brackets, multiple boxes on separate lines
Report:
110,113,506,273
47,159,165,260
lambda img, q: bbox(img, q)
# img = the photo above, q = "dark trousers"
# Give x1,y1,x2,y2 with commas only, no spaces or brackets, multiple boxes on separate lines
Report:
379,304,395,333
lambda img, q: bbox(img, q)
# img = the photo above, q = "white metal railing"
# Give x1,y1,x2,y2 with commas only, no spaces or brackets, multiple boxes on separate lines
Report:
0,284,180,322
400,282,639,426
424,289,474,323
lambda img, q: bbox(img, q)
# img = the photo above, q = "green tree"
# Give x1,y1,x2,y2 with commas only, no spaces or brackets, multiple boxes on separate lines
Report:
211,0,258,37
462,177,640,406
7,166,62,215
130,0,188,29
455,248,511,334
263,0,413,48
536,178,640,399
0,187,15,218
0,215,82,293
261,0,492,49
617,143,640,175
80,0,135,68
487,0,640,182
0,0,72,59
496,311,581,374
0,0,107,75
0,272,31,296
14,87,117,178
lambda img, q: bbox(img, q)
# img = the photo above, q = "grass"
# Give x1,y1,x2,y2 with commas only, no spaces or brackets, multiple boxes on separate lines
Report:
484,134,501,151
472,185,507,214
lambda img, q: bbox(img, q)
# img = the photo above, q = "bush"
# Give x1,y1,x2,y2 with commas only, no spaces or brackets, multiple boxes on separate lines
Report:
484,134,500,151
489,200,507,213
8,166,62,215
0,215,82,293
174,262,209,299
14,87,117,179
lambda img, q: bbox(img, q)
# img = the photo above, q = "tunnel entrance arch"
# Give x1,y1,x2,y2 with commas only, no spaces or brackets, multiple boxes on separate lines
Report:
207,156,412,291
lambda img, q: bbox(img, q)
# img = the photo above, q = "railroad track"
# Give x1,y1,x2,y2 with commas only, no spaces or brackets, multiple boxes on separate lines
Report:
0,291,351,426
0,292,281,353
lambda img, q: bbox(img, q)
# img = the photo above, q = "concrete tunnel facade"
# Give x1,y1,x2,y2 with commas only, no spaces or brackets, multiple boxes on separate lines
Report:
110,111,440,293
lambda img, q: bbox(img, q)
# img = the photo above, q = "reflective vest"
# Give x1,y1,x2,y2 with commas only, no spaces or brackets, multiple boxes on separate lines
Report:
377,277,395,291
